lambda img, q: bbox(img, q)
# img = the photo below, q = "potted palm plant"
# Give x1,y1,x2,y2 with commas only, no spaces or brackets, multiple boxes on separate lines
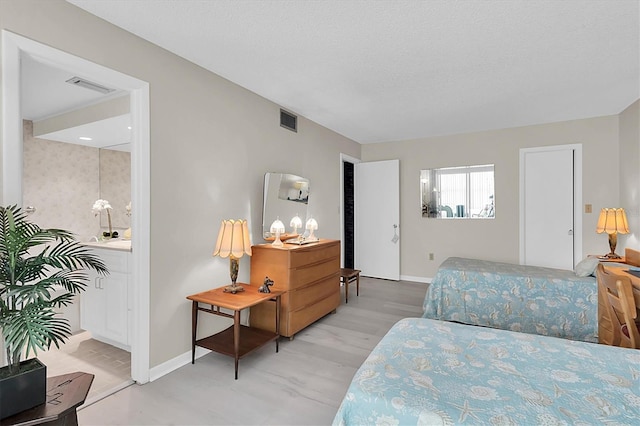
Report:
0,205,107,419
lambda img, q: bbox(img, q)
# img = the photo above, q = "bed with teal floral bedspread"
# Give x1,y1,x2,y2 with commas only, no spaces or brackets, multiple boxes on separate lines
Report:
333,317,640,426
422,257,599,342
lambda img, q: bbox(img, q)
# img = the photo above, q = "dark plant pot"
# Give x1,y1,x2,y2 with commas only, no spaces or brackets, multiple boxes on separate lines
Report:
0,358,47,420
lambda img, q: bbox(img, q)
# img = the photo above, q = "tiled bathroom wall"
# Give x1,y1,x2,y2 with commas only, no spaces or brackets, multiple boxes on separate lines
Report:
23,120,100,240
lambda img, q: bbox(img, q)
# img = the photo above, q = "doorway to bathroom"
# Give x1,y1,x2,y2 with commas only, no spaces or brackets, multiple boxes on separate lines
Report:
1,31,151,396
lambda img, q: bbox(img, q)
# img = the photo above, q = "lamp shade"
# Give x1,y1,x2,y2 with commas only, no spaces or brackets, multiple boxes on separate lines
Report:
596,208,630,235
270,218,285,234
213,219,252,259
306,218,318,231
290,215,303,231
270,218,285,247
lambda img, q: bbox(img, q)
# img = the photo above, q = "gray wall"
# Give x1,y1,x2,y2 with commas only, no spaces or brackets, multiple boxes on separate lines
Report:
619,99,640,248
1,0,361,369
362,113,638,279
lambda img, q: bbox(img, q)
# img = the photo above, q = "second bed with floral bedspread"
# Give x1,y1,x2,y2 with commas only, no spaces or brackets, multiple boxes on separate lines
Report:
422,257,599,342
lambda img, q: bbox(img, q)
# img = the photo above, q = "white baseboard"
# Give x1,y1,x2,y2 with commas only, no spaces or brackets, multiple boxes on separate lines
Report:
400,275,432,284
149,346,210,382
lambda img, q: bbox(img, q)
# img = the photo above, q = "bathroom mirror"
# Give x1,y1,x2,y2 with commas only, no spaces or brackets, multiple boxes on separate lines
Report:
99,143,131,229
421,164,495,219
262,172,309,239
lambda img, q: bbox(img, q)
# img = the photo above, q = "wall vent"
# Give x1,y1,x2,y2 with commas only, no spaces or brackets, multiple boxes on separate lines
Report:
65,77,115,94
280,109,297,132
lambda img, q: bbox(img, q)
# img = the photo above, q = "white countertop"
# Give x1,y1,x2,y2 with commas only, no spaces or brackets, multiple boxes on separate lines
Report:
82,239,132,252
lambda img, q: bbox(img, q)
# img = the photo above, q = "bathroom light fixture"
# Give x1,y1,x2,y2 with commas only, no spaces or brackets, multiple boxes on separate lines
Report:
66,76,115,94
213,219,252,293
79,136,92,141
270,218,285,247
596,208,630,258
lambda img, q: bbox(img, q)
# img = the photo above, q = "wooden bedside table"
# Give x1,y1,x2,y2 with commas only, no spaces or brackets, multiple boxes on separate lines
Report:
187,284,282,379
593,256,626,263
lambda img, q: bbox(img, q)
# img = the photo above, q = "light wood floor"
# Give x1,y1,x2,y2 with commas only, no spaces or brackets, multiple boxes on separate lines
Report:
78,277,428,425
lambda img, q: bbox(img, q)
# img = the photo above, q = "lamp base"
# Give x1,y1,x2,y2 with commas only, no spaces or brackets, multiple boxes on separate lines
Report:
604,233,621,259
224,257,244,293
223,283,245,294
601,252,622,259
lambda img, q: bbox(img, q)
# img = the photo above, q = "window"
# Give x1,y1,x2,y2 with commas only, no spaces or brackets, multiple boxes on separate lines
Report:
421,165,495,219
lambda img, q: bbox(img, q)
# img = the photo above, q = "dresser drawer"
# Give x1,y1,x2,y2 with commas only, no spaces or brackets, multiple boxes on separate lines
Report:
288,291,340,336
288,274,339,310
289,241,340,268
290,258,339,289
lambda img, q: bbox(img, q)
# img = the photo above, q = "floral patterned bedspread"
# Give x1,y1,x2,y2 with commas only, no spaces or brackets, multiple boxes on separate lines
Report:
333,318,640,426
422,257,598,343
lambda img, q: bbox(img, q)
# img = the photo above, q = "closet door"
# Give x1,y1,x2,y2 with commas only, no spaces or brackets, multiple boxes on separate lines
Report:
521,147,575,269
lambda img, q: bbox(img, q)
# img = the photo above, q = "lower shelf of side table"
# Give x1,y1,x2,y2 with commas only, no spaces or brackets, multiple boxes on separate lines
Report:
196,325,278,359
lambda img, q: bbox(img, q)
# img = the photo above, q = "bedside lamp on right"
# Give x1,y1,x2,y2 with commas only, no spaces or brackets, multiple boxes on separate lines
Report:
596,208,630,259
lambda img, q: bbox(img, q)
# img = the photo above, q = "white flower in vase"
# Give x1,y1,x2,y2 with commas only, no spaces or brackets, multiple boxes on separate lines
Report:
92,199,113,238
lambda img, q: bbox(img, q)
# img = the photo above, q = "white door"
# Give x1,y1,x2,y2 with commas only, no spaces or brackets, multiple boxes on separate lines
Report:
521,148,575,269
355,159,400,280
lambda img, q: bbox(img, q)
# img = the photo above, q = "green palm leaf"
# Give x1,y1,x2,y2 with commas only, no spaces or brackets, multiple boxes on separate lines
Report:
0,205,109,374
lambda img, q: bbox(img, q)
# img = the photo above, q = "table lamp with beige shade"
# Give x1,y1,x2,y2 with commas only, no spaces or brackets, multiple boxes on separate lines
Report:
596,208,630,259
213,219,252,293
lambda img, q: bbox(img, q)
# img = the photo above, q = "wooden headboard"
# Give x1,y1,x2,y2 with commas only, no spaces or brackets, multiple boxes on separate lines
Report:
625,248,640,267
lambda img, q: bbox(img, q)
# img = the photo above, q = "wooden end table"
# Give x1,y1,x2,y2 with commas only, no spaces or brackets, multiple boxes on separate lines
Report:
340,268,361,304
589,254,626,263
187,284,282,379
1,372,94,426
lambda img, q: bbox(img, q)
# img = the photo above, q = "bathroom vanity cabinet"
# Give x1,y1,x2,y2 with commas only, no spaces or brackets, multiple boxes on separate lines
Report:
80,245,131,351
249,239,340,338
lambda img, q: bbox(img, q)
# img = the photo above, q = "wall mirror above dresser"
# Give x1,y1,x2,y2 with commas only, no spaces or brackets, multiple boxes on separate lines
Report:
262,172,310,240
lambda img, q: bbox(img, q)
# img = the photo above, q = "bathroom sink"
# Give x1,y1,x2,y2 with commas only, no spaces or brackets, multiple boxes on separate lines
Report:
83,239,132,252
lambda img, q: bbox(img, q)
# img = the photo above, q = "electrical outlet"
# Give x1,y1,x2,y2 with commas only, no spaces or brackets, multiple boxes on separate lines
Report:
585,204,592,213
429,253,434,261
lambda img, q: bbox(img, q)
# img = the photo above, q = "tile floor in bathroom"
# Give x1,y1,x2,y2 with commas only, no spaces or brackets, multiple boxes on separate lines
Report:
37,330,133,403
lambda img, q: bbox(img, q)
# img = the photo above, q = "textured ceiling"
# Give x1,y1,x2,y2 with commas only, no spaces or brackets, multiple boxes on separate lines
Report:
67,0,640,144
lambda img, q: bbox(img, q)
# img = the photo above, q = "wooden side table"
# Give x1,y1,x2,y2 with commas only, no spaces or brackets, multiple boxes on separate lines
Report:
340,268,361,303
187,284,282,379
1,372,94,426
589,255,626,263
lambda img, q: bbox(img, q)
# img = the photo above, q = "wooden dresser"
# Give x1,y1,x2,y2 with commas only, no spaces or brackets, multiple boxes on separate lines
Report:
249,239,340,338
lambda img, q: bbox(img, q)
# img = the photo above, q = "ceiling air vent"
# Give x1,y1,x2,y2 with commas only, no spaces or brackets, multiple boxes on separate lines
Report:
280,109,297,132
65,77,115,95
